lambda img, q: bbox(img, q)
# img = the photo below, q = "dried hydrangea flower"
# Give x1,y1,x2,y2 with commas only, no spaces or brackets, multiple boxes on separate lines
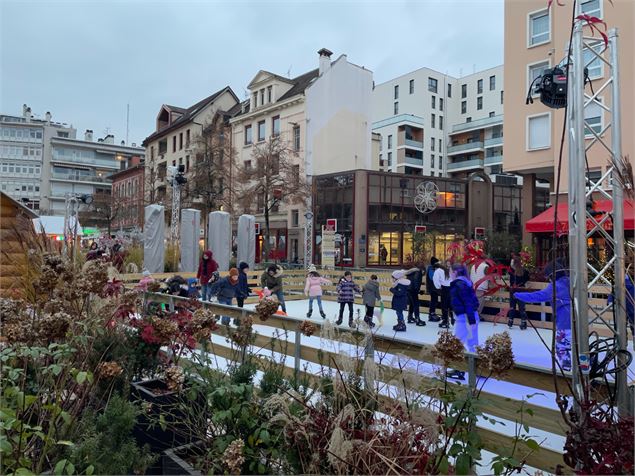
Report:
222,438,245,474
476,331,515,377
432,331,465,367
298,320,317,337
165,365,185,392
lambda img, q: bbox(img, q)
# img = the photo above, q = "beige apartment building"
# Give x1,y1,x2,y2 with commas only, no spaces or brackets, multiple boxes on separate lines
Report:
504,0,634,244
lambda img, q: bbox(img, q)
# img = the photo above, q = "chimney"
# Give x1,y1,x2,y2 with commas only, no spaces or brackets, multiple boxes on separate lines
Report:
132,142,137,147
24,107,32,122
84,129,93,141
318,48,333,75
22,104,28,117
121,140,125,146
45,111,51,123
104,134,114,144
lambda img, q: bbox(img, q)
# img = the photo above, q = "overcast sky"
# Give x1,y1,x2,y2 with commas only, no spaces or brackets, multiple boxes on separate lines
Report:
1,0,504,147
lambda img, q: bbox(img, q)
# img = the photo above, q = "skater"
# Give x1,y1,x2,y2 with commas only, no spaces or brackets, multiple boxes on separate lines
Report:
362,274,382,328
450,263,480,353
336,271,361,327
514,260,572,371
197,250,219,302
406,265,426,326
435,261,453,328
260,265,286,313
425,257,441,322
304,265,331,318
236,262,251,308
390,270,411,332
210,268,240,325
470,259,489,313
111,243,126,273
508,254,530,330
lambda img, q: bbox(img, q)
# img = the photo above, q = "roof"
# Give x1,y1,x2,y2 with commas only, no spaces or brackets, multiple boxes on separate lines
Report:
164,105,187,113
525,199,634,233
108,164,144,182
277,68,319,101
143,86,238,146
33,215,83,236
0,191,38,219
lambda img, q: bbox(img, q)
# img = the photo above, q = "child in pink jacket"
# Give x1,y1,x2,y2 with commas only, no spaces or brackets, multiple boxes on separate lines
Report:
304,267,331,318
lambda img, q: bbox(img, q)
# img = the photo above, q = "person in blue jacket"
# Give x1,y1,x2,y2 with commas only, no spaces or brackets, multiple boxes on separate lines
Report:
514,260,572,371
449,264,480,353
390,270,411,332
210,268,239,325
236,262,251,308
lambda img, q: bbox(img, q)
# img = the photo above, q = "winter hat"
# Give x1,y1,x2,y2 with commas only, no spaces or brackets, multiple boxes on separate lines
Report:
229,268,239,277
238,261,249,271
392,270,406,280
307,264,317,273
430,257,439,266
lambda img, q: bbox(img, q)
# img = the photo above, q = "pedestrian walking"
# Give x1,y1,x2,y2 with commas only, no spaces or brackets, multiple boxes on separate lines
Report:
236,261,251,308
304,264,331,318
406,265,426,326
197,250,219,302
426,257,441,322
260,265,286,313
362,274,381,327
514,260,572,371
390,270,411,332
335,271,361,327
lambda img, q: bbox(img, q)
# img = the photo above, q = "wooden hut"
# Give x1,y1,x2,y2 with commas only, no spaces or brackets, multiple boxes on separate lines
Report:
0,192,38,296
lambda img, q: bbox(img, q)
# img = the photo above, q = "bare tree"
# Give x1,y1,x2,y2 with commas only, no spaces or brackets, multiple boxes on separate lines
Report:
82,192,124,236
236,136,310,261
186,115,235,218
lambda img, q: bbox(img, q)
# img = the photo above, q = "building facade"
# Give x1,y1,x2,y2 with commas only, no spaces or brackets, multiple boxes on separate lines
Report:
503,0,634,243
109,156,145,232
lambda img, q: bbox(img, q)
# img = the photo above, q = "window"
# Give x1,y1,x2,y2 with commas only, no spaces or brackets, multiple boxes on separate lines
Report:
57,131,69,138
581,0,601,18
439,116,443,130
501,90,504,104
431,96,436,109
430,137,435,151
528,61,550,95
477,79,483,94
409,79,414,94
466,117,472,123
244,160,252,170
186,129,190,147
489,111,496,118
272,116,280,137
428,77,438,93
394,102,399,115
477,97,483,110
387,152,392,165
172,136,176,152
447,84,452,97
431,171,435,177
387,135,393,149
438,139,442,152
291,209,299,227
431,114,435,128
244,125,252,145
431,155,435,168
394,85,399,99
461,101,467,114
292,165,300,186
293,125,300,151
461,84,467,98
260,89,265,105
584,99,603,137
253,92,258,108
257,121,265,141
439,98,444,111
586,169,602,191
527,113,551,150
179,132,183,150
267,86,272,103
439,156,443,168
529,9,550,46
584,42,604,79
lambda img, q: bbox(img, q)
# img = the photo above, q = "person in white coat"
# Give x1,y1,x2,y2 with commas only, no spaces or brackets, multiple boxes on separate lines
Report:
433,262,453,328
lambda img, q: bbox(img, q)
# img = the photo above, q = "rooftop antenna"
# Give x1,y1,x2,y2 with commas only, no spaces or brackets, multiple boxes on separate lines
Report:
104,127,111,136
126,103,130,145
287,65,292,78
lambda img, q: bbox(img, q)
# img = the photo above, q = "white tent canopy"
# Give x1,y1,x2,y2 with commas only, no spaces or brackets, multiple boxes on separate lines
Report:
32,216,83,236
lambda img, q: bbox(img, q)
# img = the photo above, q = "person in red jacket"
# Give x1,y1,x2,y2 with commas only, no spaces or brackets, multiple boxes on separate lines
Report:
197,250,218,301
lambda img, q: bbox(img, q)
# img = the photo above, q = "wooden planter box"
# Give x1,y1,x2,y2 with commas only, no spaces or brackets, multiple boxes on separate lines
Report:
162,441,205,475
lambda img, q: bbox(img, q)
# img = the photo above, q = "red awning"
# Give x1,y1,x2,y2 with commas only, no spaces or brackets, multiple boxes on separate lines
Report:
525,199,635,233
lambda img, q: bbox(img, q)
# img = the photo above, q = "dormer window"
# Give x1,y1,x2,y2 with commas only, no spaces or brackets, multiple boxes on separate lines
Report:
260,89,265,106
267,86,272,103
253,92,257,108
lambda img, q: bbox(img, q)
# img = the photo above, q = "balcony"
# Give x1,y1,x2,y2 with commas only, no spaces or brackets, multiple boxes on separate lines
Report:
484,136,504,148
485,155,503,166
451,114,503,134
51,172,111,184
447,141,484,156
403,138,424,149
447,158,484,171
404,156,424,166
51,153,118,169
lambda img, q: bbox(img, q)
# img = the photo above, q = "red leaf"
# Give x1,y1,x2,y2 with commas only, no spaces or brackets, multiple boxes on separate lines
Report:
576,14,609,46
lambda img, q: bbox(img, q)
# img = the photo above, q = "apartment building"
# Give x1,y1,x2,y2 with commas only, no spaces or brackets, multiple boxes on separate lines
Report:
41,131,144,216
504,0,634,244
230,49,374,263
142,86,239,216
109,156,145,232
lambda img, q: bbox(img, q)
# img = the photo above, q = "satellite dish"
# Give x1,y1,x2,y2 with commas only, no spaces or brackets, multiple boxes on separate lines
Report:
414,181,439,214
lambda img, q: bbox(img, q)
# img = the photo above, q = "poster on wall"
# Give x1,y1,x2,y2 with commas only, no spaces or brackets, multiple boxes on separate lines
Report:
321,225,336,268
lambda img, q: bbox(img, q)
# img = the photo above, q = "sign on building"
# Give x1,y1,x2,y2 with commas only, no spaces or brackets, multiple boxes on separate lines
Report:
321,225,336,268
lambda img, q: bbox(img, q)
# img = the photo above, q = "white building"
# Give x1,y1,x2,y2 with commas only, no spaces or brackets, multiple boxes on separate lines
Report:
371,65,505,180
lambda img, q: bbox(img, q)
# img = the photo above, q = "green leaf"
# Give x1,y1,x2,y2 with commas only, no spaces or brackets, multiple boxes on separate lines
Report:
86,465,94,476
76,372,87,385
14,468,34,475
455,454,471,475
258,463,266,474
66,462,75,475
59,411,71,426
525,438,540,451
259,429,270,444
159,414,167,431
525,408,534,416
492,461,504,475
56,440,74,446
54,460,68,476
448,442,462,457
0,436,11,453
438,456,449,475
523,423,530,433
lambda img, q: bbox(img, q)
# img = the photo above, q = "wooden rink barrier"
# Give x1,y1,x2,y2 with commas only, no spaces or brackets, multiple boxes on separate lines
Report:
127,273,613,473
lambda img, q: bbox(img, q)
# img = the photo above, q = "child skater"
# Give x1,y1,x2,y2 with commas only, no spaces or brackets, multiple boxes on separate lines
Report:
362,274,381,328
390,270,411,332
304,264,331,318
335,271,361,327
